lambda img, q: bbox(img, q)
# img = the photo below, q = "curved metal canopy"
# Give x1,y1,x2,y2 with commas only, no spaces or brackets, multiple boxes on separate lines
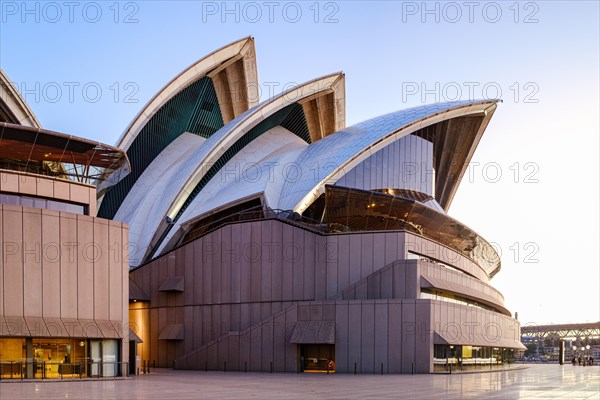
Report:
0,122,130,194
322,185,501,279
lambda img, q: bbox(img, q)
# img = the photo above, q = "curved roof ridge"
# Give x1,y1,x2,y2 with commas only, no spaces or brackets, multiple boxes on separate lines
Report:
140,72,345,262
277,99,500,213
348,99,500,131
116,36,257,150
0,68,42,128
99,37,259,217
163,72,345,219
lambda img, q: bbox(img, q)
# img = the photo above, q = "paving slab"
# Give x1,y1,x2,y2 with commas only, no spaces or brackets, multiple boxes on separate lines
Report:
1,364,599,399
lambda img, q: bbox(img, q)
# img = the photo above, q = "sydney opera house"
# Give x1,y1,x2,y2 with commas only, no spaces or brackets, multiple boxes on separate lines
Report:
1,37,524,377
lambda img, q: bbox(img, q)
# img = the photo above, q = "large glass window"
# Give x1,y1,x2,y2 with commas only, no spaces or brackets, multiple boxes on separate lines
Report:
102,339,119,377
0,338,25,378
0,337,121,379
433,344,516,372
31,338,88,378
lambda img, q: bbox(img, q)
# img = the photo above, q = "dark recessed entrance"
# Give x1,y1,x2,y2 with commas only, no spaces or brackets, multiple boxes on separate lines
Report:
300,344,335,372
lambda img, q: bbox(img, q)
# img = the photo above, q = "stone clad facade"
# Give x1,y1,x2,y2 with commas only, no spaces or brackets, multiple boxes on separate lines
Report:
0,69,131,379
130,219,522,373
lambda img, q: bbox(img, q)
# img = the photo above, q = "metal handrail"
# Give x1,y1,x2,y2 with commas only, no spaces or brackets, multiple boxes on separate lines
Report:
0,361,129,380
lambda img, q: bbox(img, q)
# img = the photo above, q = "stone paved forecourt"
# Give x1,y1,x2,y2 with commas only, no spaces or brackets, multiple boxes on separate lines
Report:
1,364,599,399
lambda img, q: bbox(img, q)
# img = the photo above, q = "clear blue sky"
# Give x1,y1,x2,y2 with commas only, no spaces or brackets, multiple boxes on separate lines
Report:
1,1,598,325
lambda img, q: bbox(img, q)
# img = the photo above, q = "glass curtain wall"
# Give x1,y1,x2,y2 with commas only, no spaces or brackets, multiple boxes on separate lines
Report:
433,344,516,372
0,338,120,379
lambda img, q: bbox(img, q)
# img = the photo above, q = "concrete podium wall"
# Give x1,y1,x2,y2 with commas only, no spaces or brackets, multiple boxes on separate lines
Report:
129,218,517,373
0,203,129,363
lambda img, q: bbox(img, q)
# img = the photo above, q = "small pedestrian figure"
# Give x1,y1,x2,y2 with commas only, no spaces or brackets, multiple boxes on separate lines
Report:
589,356,594,366
578,355,582,366
572,356,577,366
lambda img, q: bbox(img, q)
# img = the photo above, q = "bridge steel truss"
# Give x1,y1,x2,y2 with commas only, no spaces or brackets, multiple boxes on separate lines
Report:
521,322,600,340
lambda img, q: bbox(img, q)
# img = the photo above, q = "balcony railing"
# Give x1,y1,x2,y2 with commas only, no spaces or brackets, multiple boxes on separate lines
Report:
0,361,129,380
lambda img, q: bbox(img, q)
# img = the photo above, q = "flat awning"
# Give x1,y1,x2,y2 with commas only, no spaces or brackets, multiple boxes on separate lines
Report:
0,317,122,339
24,317,51,337
434,331,526,350
0,122,130,195
61,318,87,337
111,320,126,338
290,321,336,344
420,276,511,316
43,318,70,337
158,276,185,292
96,319,121,338
129,279,151,301
159,324,184,341
1,316,28,336
77,319,102,337
128,328,143,343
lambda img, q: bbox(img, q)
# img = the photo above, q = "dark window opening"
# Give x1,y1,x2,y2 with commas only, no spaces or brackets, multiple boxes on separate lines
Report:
0,192,88,215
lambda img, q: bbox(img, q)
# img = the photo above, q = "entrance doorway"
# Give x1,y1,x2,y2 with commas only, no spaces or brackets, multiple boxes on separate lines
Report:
89,339,120,377
90,340,101,377
300,344,335,372
129,340,136,375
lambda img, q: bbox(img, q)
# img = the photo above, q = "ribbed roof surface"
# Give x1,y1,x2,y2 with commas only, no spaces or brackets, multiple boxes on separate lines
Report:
278,100,497,211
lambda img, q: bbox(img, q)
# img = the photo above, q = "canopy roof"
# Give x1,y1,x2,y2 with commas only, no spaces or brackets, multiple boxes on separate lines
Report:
0,122,130,194
322,185,501,279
